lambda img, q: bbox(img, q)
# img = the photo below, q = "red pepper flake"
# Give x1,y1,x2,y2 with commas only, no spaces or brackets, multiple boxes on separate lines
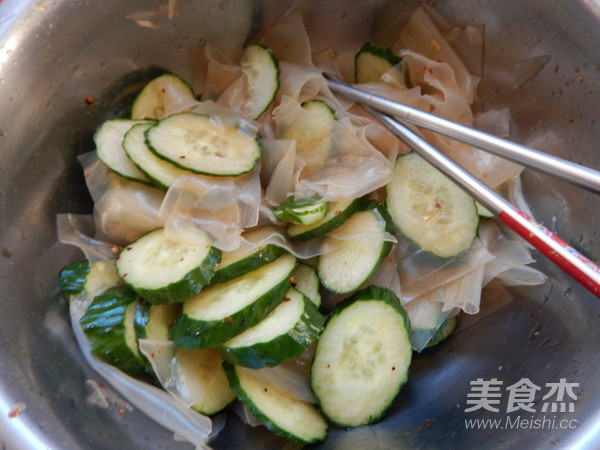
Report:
386,257,393,263
326,364,330,369
150,352,155,359
263,388,268,393
224,317,234,324
7,403,25,418
118,408,126,415
434,202,442,210
283,297,291,302
179,258,184,262
122,273,128,278
334,210,342,216
577,76,584,83
392,367,396,371
111,246,120,255
84,96,94,105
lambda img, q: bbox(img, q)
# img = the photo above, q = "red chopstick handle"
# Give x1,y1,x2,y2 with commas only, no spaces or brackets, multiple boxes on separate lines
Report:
499,210,600,297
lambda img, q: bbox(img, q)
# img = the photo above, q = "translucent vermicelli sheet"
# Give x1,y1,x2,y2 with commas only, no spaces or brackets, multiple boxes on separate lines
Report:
396,236,495,303
56,214,116,264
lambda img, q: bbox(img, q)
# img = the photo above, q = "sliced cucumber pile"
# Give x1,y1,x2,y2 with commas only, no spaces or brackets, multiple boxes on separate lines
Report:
311,285,412,427
116,227,221,304
170,253,297,349
317,202,394,293
286,197,366,241
59,46,501,446
241,44,280,120
386,152,479,258
94,119,153,183
122,121,190,189
220,288,323,368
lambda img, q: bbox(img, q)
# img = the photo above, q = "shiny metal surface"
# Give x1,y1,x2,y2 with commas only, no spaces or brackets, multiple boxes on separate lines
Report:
0,1,599,449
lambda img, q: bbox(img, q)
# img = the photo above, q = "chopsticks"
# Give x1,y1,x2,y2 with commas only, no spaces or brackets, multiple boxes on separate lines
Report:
324,77,600,297
366,107,600,298
326,76,600,195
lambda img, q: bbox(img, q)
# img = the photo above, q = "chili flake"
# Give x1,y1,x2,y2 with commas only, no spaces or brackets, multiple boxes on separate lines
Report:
224,316,234,324
84,96,94,105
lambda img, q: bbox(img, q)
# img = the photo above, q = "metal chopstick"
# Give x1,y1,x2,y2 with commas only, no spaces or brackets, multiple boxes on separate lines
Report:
364,105,600,298
325,75,600,195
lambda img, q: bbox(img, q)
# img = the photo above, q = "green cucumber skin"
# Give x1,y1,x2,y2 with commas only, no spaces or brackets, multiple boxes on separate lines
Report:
286,197,367,241
80,286,147,377
170,276,292,349
211,245,286,285
311,285,412,428
122,245,222,305
425,315,459,349
272,196,327,224
223,363,328,444
58,259,90,301
219,296,324,369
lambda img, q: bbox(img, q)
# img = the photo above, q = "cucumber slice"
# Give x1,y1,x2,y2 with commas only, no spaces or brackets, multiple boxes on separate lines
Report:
386,152,479,258
145,112,261,177
318,203,393,294
272,196,328,225
122,122,190,189
286,197,366,241
310,285,412,428
95,119,152,183
170,253,297,349
116,228,221,304
354,41,404,84
175,348,236,415
426,315,459,349
291,263,321,307
224,364,328,443
241,44,280,120
476,201,495,218
220,288,323,369
211,242,286,285
58,259,90,301
277,100,336,171
80,286,146,377
131,73,195,120
134,301,180,341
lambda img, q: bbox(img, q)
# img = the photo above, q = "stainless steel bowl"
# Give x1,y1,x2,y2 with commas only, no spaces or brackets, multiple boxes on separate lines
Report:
1,0,599,448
